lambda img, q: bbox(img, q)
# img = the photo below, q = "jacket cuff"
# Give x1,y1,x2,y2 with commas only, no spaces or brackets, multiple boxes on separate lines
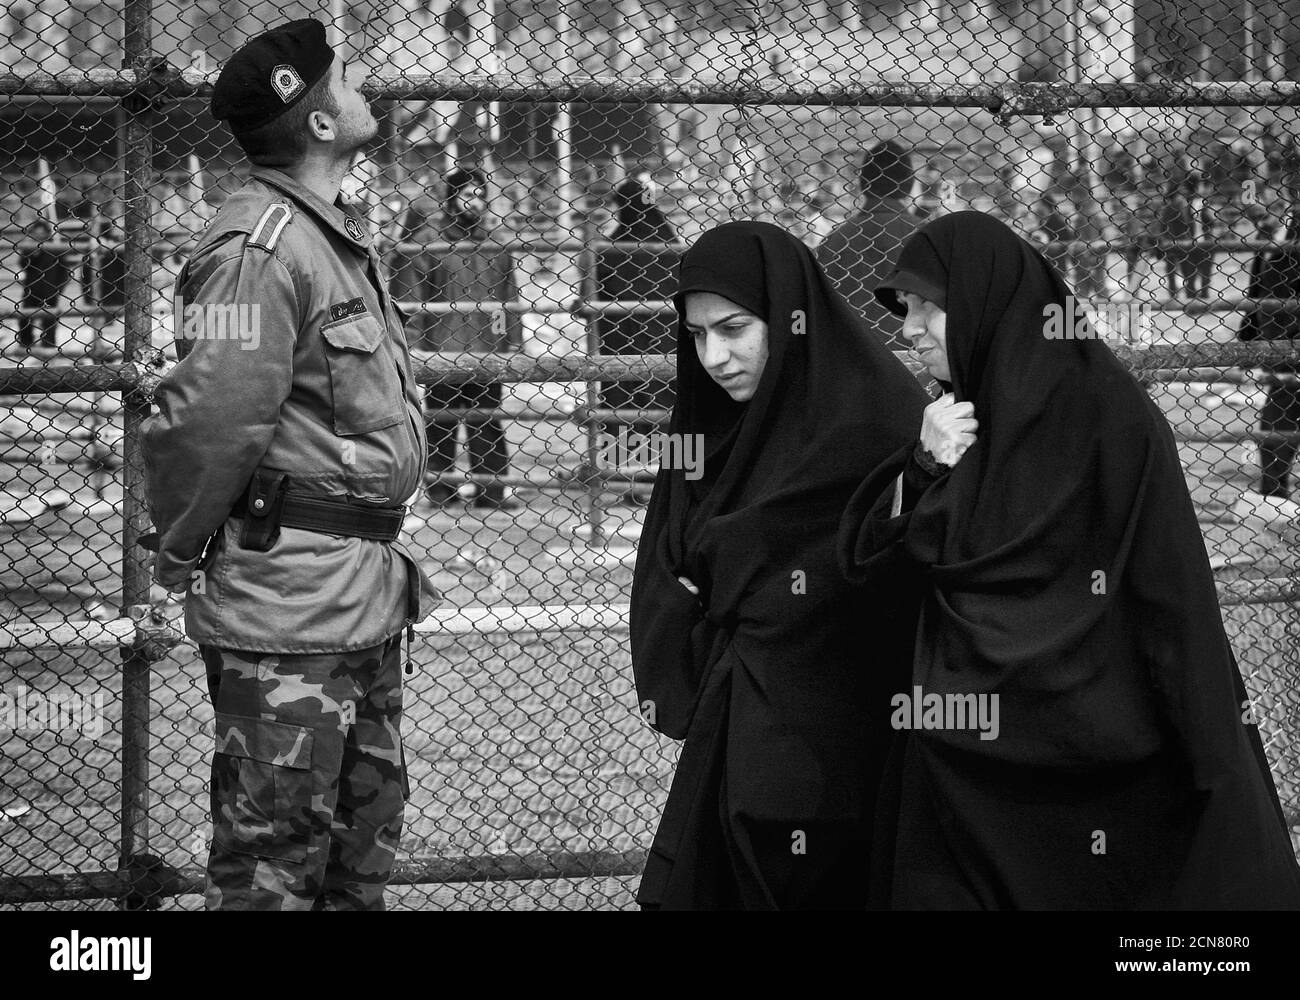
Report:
153,548,203,593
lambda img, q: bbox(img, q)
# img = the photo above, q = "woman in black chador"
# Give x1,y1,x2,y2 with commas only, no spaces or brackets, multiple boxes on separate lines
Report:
630,221,929,909
839,210,1300,910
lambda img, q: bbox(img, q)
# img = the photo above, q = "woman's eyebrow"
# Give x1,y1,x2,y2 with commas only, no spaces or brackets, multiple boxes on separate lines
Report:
685,311,749,331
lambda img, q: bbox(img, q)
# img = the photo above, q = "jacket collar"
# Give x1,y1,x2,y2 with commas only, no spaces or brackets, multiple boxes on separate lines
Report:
250,166,372,255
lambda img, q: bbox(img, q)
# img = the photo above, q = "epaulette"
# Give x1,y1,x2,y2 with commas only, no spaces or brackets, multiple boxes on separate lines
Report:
247,202,293,252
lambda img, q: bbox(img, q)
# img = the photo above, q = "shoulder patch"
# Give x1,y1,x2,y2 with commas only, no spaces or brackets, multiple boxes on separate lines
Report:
247,202,293,252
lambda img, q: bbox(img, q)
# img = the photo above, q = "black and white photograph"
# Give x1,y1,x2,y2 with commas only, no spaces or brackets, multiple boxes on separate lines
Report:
1,0,1299,977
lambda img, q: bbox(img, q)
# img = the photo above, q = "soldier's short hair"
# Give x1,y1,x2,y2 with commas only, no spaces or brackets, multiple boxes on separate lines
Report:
233,73,341,169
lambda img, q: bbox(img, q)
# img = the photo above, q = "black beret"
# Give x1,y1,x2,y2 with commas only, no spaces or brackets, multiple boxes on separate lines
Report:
211,18,335,133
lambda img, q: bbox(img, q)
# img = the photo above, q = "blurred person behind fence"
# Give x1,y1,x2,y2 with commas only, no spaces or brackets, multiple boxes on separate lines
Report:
386,169,441,342
420,166,523,510
631,221,929,909
571,1,662,167
375,0,452,171
141,18,439,910
1055,163,1108,300
1005,145,1106,299
14,173,74,354
1099,144,1146,296
1127,150,1174,302
595,168,680,501
375,0,492,178
1239,163,1300,499
817,139,919,351
80,174,126,359
1161,150,1215,301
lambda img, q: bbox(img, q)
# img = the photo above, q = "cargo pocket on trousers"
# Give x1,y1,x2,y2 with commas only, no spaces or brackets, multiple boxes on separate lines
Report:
321,314,404,436
212,712,315,864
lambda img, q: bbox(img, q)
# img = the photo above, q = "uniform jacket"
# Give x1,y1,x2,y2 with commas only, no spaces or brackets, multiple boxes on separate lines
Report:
142,166,439,653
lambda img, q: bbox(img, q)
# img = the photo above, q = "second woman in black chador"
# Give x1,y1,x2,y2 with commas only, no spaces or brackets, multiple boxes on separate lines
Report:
841,210,1300,909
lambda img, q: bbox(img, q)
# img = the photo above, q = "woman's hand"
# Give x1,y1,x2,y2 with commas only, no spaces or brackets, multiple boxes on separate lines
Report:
920,393,978,468
677,576,700,598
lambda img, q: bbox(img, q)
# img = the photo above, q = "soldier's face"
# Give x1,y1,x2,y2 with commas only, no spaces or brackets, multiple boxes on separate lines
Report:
330,57,379,153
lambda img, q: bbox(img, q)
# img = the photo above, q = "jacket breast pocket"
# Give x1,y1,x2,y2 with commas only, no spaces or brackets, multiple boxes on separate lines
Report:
321,314,404,436
211,712,316,863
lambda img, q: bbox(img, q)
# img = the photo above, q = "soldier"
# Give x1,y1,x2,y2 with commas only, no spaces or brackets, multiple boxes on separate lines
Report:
141,18,439,910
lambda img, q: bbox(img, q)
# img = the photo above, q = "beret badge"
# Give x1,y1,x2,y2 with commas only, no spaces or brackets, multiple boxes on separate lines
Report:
271,64,306,104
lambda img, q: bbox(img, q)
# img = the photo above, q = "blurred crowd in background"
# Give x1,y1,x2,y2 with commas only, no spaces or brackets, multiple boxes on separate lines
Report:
3,0,1300,360
5,124,1298,360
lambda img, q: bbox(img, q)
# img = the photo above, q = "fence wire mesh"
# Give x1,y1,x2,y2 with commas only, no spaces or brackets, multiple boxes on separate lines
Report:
1,0,1299,910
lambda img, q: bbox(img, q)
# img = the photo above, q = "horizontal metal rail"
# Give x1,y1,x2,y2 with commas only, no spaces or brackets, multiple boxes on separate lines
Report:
8,235,1300,255
0,603,630,653
0,849,650,904
4,345,1300,398
3,68,1300,111
3,576,1293,655
8,296,1300,323
396,298,1300,317
0,236,683,253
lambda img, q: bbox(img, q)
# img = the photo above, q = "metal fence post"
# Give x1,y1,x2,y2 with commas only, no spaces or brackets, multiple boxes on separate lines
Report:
578,237,606,543
117,0,157,893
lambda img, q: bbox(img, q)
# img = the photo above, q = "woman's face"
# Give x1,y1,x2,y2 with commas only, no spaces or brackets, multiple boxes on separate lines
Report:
899,290,950,382
683,291,769,402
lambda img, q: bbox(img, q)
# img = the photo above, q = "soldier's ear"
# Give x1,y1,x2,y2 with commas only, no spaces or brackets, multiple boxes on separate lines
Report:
306,110,335,142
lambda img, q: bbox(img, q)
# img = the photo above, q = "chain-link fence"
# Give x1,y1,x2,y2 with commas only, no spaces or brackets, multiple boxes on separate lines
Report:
1,0,1298,910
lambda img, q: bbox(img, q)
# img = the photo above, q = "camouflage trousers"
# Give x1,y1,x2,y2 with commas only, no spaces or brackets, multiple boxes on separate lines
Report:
198,632,408,911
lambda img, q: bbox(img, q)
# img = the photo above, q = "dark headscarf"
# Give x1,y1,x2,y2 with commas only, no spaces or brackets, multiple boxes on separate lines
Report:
632,221,927,738
839,211,1300,909
611,176,675,243
874,232,949,329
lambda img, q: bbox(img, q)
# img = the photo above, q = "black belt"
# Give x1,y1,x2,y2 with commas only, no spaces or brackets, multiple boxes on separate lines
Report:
232,492,406,542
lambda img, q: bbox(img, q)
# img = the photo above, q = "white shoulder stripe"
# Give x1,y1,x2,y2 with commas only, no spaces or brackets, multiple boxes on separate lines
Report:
248,202,292,251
